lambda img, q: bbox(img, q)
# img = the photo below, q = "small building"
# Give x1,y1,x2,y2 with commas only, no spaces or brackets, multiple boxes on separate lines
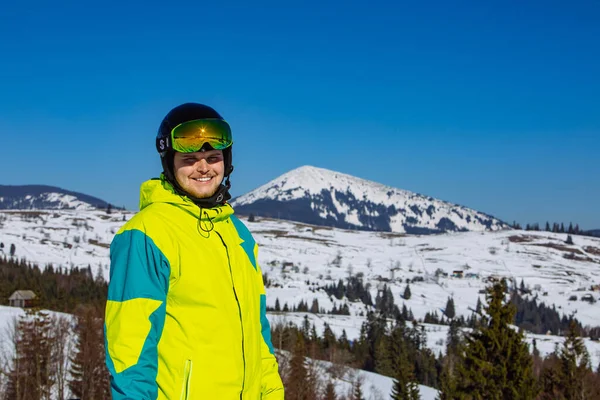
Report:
581,294,596,304
9,290,37,308
452,270,464,278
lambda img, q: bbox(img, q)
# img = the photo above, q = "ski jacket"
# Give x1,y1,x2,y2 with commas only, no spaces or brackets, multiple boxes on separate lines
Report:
104,177,284,399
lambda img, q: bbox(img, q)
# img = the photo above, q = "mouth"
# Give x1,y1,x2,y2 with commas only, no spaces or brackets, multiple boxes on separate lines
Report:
192,177,213,183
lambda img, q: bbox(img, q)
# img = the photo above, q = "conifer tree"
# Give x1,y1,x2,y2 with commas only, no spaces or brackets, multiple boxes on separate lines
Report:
475,297,482,315
437,319,462,400
558,320,592,399
310,298,320,313
351,378,365,400
454,280,537,399
538,352,562,400
286,333,309,400
389,323,420,400
375,334,393,377
322,381,337,400
444,297,455,319
404,284,412,300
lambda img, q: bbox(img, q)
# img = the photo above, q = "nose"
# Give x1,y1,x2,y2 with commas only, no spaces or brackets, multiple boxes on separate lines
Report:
195,159,209,173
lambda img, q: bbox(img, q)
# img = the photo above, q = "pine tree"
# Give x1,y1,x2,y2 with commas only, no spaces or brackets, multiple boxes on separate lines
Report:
444,297,455,319
322,381,337,400
437,319,462,400
559,320,592,399
454,280,537,399
375,334,393,377
310,298,319,313
351,379,365,400
538,352,563,400
404,284,412,300
475,297,482,315
389,323,420,400
286,333,309,400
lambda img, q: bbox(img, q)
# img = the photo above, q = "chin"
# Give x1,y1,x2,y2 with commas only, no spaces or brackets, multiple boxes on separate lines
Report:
192,189,218,199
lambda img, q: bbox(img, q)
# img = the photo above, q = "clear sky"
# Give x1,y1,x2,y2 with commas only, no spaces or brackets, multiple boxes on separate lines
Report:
0,0,598,229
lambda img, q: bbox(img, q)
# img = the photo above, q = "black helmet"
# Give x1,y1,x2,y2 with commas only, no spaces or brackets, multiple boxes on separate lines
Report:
156,103,234,207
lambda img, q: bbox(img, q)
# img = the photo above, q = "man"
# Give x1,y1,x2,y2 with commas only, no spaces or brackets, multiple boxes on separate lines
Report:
104,103,284,399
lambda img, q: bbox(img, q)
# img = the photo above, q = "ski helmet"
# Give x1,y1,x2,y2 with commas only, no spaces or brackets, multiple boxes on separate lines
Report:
156,102,234,207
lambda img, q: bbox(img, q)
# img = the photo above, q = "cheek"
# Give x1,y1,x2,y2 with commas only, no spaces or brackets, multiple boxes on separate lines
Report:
174,164,191,180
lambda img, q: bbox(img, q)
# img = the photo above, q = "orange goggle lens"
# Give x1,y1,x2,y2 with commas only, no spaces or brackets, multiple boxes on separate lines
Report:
171,119,232,152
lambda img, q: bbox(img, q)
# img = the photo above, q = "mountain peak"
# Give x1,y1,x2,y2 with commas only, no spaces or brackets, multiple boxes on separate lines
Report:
231,165,507,234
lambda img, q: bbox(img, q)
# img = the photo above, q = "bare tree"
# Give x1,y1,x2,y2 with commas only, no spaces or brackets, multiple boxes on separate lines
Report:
51,316,73,400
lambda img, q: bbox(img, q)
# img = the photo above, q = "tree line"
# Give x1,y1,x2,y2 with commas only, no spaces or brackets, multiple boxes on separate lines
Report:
511,220,597,237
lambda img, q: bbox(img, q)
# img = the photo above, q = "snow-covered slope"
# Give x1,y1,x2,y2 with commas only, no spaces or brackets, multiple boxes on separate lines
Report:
231,165,507,234
277,349,439,400
2,209,600,397
2,209,599,329
1,210,599,329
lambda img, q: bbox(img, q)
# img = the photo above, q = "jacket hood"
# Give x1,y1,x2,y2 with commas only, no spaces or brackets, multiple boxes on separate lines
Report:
139,175,233,222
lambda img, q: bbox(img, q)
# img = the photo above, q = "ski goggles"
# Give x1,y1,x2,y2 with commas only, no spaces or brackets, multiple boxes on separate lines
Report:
157,118,233,153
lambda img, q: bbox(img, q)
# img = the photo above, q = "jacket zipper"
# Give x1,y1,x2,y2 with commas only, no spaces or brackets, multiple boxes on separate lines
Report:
180,359,192,400
215,231,246,399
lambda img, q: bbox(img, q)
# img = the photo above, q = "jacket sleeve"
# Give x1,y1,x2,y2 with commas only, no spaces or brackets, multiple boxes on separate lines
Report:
104,227,170,400
256,245,285,400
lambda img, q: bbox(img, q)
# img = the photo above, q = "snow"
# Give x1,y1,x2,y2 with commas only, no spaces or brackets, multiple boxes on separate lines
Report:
278,350,439,400
231,165,508,233
1,208,600,397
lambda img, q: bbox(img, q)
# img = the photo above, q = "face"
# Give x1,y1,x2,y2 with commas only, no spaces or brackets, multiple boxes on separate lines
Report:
173,149,225,199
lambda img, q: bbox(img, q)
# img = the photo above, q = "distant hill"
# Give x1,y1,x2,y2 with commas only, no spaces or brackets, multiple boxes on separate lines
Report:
0,185,110,210
587,229,600,238
231,165,508,234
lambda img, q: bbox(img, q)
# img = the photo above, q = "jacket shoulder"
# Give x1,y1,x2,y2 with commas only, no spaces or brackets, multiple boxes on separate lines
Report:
117,203,173,235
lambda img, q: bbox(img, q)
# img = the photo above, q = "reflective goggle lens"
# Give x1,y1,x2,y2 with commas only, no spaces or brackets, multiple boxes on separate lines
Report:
171,119,232,152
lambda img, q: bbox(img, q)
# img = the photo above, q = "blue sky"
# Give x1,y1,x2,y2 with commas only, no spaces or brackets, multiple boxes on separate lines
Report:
0,0,598,229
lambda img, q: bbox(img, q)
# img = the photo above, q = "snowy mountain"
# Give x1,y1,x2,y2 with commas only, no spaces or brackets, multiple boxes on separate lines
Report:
0,185,110,210
231,165,508,234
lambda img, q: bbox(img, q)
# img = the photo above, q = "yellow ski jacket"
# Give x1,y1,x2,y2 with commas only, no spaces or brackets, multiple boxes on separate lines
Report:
104,177,284,399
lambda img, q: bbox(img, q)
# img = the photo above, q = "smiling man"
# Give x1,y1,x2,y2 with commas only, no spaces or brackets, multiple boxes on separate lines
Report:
104,103,284,399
